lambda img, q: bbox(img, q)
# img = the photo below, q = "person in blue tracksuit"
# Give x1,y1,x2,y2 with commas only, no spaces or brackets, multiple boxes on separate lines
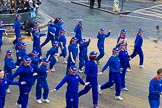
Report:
0,70,26,108
130,28,144,68
32,28,46,58
118,42,130,91
15,35,25,51
30,50,40,85
74,21,83,43
78,51,99,108
40,20,55,48
50,65,88,108
53,18,63,42
46,41,58,72
117,29,127,44
98,47,124,101
15,42,28,66
148,68,162,108
11,57,38,108
66,37,78,74
59,29,67,63
36,58,50,104
0,20,7,51
4,50,17,93
96,28,111,64
13,14,23,45
78,38,91,72
30,21,40,38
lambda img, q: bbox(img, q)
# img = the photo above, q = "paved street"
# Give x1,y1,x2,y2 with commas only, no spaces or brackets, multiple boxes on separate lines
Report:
3,0,162,108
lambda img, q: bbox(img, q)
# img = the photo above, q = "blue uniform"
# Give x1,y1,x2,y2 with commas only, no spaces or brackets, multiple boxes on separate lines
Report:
59,34,67,58
32,32,46,57
41,24,55,47
13,20,22,45
100,55,121,96
148,77,162,108
74,25,82,42
36,64,49,100
55,74,85,108
0,78,21,108
15,49,27,66
131,34,144,65
79,40,90,70
118,49,129,88
66,44,78,74
46,46,57,69
53,22,63,41
11,64,37,108
96,32,110,61
78,60,98,106
0,26,5,48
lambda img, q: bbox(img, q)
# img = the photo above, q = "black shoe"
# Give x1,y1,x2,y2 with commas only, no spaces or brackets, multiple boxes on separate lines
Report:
98,6,101,8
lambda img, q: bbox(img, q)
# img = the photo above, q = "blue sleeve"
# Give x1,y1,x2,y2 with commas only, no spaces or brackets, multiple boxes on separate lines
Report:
74,26,78,32
40,33,46,37
117,36,120,43
105,32,111,37
84,63,90,75
101,57,111,72
7,79,20,85
55,75,68,90
13,21,17,29
78,75,85,85
68,45,72,53
149,80,161,94
10,68,21,80
97,33,100,39
5,59,16,70
134,36,139,48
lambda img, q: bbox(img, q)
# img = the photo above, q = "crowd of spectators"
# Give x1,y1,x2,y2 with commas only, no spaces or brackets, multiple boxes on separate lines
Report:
0,0,41,14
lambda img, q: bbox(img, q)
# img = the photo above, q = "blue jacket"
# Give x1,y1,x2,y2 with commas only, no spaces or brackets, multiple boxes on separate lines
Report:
97,32,110,45
55,74,85,93
102,55,121,73
79,40,90,57
59,34,66,47
0,26,5,37
53,22,63,35
37,65,48,81
84,60,98,78
67,44,78,61
17,49,27,60
74,25,82,40
0,78,20,97
31,56,40,67
46,46,58,58
33,33,46,45
134,34,143,48
4,57,16,73
13,20,22,34
47,24,55,38
148,77,162,100
118,49,129,67
15,41,23,51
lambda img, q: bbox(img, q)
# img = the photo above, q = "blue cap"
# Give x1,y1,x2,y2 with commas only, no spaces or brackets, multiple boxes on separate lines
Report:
71,37,78,41
21,42,26,47
23,57,31,63
120,42,127,46
58,18,62,22
16,14,21,18
42,58,49,64
138,28,144,32
89,51,98,57
59,29,66,33
31,50,39,55
33,28,39,32
34,21,39,25
53,41,58,45
0,20,3,24
48,20,53,24
100,28,105,31
78,21,83,25
121,29,127,33
6,50,12,54
69,65,78,72
112,47,119,53
18,35,24,40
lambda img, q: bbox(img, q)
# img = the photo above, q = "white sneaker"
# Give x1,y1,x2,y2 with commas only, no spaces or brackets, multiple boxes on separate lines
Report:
127,68,131,72
122,87,128,91
139,65,144,68
115,96,124,101
51,68,55,72
78,69,83,73
36,99,42,104
63,61,67,64
6,89,11,94
43,99,50,103
16,103,21,108
98,85,102,94
110,86,114,89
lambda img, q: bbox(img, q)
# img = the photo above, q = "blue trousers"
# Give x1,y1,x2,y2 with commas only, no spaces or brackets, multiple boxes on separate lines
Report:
120,65,127,88
66,91,78,108
78,77,98,105
59,46,67,58
49,56,56,69
0,96,5,108
41,36,54,47
101,72,121,96
0,38,3,48
15,57,22,66
36,79,49,100
6,72,12,89
97,44,104,61
33,44,42,57
131,47,144,65
13,32,21,45
79,55,88,70
17,85,32,108
149,99,160,108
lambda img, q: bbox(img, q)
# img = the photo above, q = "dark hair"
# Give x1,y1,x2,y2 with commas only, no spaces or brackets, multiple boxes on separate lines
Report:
157,68,162,75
